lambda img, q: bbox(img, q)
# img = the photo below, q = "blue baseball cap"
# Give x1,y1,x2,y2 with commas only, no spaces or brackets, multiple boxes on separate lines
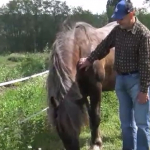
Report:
111,0,133,20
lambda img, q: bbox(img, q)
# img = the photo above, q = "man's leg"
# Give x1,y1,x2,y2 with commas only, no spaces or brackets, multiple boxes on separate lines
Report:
115,74,137,150
128,73,150,150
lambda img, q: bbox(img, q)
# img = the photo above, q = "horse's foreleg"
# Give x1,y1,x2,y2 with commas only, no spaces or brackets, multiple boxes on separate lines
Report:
89,83,102,150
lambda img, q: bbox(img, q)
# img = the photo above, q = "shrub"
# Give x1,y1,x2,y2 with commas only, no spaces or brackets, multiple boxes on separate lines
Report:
7,53,26,62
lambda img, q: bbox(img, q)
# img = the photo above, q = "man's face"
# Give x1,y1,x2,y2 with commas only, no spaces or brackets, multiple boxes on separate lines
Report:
116,13,131,29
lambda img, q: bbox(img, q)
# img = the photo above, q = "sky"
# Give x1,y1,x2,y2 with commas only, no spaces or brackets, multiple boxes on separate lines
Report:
0,0,149,14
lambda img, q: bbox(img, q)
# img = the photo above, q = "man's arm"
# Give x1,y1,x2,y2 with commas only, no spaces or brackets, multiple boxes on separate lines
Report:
87,26,117,63
138,34,150,93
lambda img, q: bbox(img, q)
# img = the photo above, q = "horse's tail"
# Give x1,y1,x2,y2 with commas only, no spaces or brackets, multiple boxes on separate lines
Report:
48,96,86,138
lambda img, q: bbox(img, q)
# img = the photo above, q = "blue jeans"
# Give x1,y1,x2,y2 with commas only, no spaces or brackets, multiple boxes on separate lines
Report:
115,73,150,150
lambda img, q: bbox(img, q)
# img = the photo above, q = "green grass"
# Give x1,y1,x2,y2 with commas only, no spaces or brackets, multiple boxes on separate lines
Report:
0,53,122,150
0,52,49,83
0,52,49,66
0,76,122,150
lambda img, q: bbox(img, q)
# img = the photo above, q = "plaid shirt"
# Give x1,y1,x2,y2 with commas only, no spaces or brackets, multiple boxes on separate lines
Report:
87,18,150,93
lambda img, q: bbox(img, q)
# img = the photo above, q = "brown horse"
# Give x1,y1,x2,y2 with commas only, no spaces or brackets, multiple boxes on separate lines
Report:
46,21,118,150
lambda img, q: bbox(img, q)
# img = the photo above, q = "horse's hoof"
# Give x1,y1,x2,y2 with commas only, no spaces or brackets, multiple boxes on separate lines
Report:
89,137,102,150
96,137,102,147
89,145,101,150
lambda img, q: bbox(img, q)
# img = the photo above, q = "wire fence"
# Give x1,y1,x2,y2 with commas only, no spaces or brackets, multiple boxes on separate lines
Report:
0,70,49,133
0,70,49,87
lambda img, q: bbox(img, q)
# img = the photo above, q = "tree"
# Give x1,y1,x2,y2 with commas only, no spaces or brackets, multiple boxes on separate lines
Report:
0,0,112,53
106,0,120,22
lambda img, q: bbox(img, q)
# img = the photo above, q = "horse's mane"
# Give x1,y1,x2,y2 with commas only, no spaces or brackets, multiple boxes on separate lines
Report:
46,21,118,103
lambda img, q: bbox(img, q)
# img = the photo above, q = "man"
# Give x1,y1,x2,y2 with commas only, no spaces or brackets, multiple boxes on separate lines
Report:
79,0,150,150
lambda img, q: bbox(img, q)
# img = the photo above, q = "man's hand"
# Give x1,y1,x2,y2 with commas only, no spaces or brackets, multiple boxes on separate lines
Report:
137,92,149,104
78,57,92,71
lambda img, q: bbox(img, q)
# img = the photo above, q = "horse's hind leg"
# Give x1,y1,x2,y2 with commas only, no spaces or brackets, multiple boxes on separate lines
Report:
89,83,102,150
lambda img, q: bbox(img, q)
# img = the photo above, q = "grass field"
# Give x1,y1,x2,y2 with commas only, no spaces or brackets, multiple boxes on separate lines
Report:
0,53,122,150
0,52,49,84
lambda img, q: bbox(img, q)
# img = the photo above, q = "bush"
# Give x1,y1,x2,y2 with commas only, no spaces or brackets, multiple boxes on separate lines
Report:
18,57,47,76
0,79,120,150
7,53,26,62
0,65,22,82
0,53,49,83
0,77,50,150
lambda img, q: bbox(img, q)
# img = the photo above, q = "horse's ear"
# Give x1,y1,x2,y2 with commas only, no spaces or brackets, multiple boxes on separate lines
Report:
50,97,59,108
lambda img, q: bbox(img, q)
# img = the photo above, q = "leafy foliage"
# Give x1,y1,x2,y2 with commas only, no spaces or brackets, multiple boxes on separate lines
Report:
0,52,49,83
0,0,149,54
0,0,108,53
106,0,119,22
0,52,121,150
0,77,121,150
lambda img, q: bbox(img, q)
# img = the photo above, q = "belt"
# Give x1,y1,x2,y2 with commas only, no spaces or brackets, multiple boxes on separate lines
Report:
117,70,138,75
